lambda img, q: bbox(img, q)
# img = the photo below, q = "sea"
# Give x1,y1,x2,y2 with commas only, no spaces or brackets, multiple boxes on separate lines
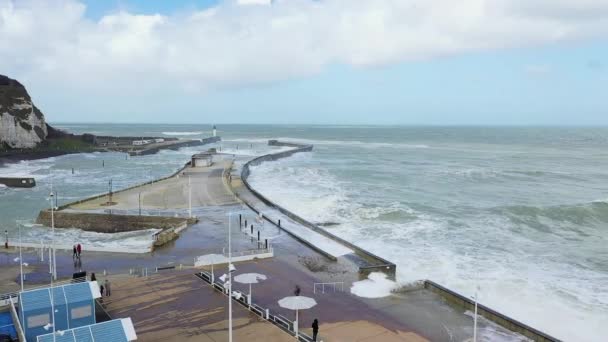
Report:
1,124,607,341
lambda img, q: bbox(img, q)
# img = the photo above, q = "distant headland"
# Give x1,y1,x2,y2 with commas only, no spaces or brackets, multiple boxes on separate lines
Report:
0,74,218,166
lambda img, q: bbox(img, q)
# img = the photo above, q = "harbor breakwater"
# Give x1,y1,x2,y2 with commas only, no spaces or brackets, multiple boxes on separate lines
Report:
31,137,222,248
241,140,396,277
128,136,221,156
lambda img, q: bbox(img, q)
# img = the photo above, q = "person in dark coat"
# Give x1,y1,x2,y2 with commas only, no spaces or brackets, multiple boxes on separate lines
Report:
72,245,77,259
294,285,301,296
90,272,96,282
312,318,319,341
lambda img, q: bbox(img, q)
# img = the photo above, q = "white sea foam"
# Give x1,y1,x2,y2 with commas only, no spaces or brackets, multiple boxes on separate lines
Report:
15,225,159,253
463,311,532,342
0,159,54,178
162,131,203,136
273,137,430,149
225,137,429,149
219,148,263,157
223,138,271,143
350,272,398,298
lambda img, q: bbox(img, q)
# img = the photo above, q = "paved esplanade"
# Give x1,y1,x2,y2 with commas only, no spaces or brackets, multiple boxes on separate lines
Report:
104,270,294,342
70,157,237,211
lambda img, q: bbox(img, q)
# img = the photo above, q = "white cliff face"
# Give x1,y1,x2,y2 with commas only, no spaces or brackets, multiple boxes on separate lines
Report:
0,75,48,149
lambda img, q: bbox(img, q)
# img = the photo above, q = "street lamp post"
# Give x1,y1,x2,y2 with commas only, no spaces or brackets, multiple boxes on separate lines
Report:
188,175,192,218
50,183,57,281
228,213,233,342
473,285,480,342
108,179,113,204
19,225,23,291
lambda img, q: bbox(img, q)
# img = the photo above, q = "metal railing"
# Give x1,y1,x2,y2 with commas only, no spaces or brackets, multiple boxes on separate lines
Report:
229,247,273,258
0,276,88,306
313,281,344,294
196,270,315,342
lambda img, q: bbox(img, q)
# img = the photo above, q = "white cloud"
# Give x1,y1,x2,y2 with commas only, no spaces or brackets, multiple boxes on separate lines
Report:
237,0,273,5
0,0,607,93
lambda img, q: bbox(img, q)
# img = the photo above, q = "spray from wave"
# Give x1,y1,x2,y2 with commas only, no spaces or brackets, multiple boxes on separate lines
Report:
162,131,203,136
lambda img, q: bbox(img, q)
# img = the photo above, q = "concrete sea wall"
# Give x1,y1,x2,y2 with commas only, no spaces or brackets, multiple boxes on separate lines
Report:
36,211,194,233
0,177,35,188
241,140,396,276
424,281,561,341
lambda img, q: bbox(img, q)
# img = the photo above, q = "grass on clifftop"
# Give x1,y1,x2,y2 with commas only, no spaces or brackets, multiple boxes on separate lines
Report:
43,137,96,151
0,136,97,156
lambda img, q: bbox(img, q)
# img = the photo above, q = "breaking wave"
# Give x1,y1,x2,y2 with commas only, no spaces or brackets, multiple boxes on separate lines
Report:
162,131,203,136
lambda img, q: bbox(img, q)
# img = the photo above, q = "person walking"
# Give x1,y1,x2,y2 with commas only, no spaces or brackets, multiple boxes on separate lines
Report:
294,285,301,296
72,245,77,259
312,318,319,341
105,279,111,297
76,243,82,259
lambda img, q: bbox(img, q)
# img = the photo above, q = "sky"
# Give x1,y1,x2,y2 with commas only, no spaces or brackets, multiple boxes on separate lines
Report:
0,0,607,125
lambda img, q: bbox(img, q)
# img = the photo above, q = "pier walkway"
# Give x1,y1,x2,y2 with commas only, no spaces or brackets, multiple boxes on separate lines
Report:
69,157,236,211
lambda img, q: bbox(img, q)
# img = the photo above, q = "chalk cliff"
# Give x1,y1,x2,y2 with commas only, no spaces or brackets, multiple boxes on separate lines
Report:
0,75,48,149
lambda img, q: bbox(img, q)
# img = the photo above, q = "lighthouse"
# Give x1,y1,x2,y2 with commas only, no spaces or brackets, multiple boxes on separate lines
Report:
213,125,217,137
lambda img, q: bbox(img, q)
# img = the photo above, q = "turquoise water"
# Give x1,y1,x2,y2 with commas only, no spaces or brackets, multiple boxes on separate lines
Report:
1,124,608,341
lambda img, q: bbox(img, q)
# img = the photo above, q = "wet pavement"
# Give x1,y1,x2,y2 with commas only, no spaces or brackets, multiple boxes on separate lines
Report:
104,269,293,341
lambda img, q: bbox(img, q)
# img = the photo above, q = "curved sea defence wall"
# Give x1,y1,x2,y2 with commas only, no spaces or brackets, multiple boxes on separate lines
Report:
240,140,396,276
425,281,560,341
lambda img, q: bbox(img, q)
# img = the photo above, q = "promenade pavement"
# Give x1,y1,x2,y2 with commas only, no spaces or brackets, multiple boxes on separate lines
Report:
70,158,236,210
103,270,293,342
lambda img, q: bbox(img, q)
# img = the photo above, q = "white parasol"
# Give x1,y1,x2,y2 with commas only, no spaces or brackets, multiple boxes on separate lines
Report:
234,273,267,305
278,296,317,339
